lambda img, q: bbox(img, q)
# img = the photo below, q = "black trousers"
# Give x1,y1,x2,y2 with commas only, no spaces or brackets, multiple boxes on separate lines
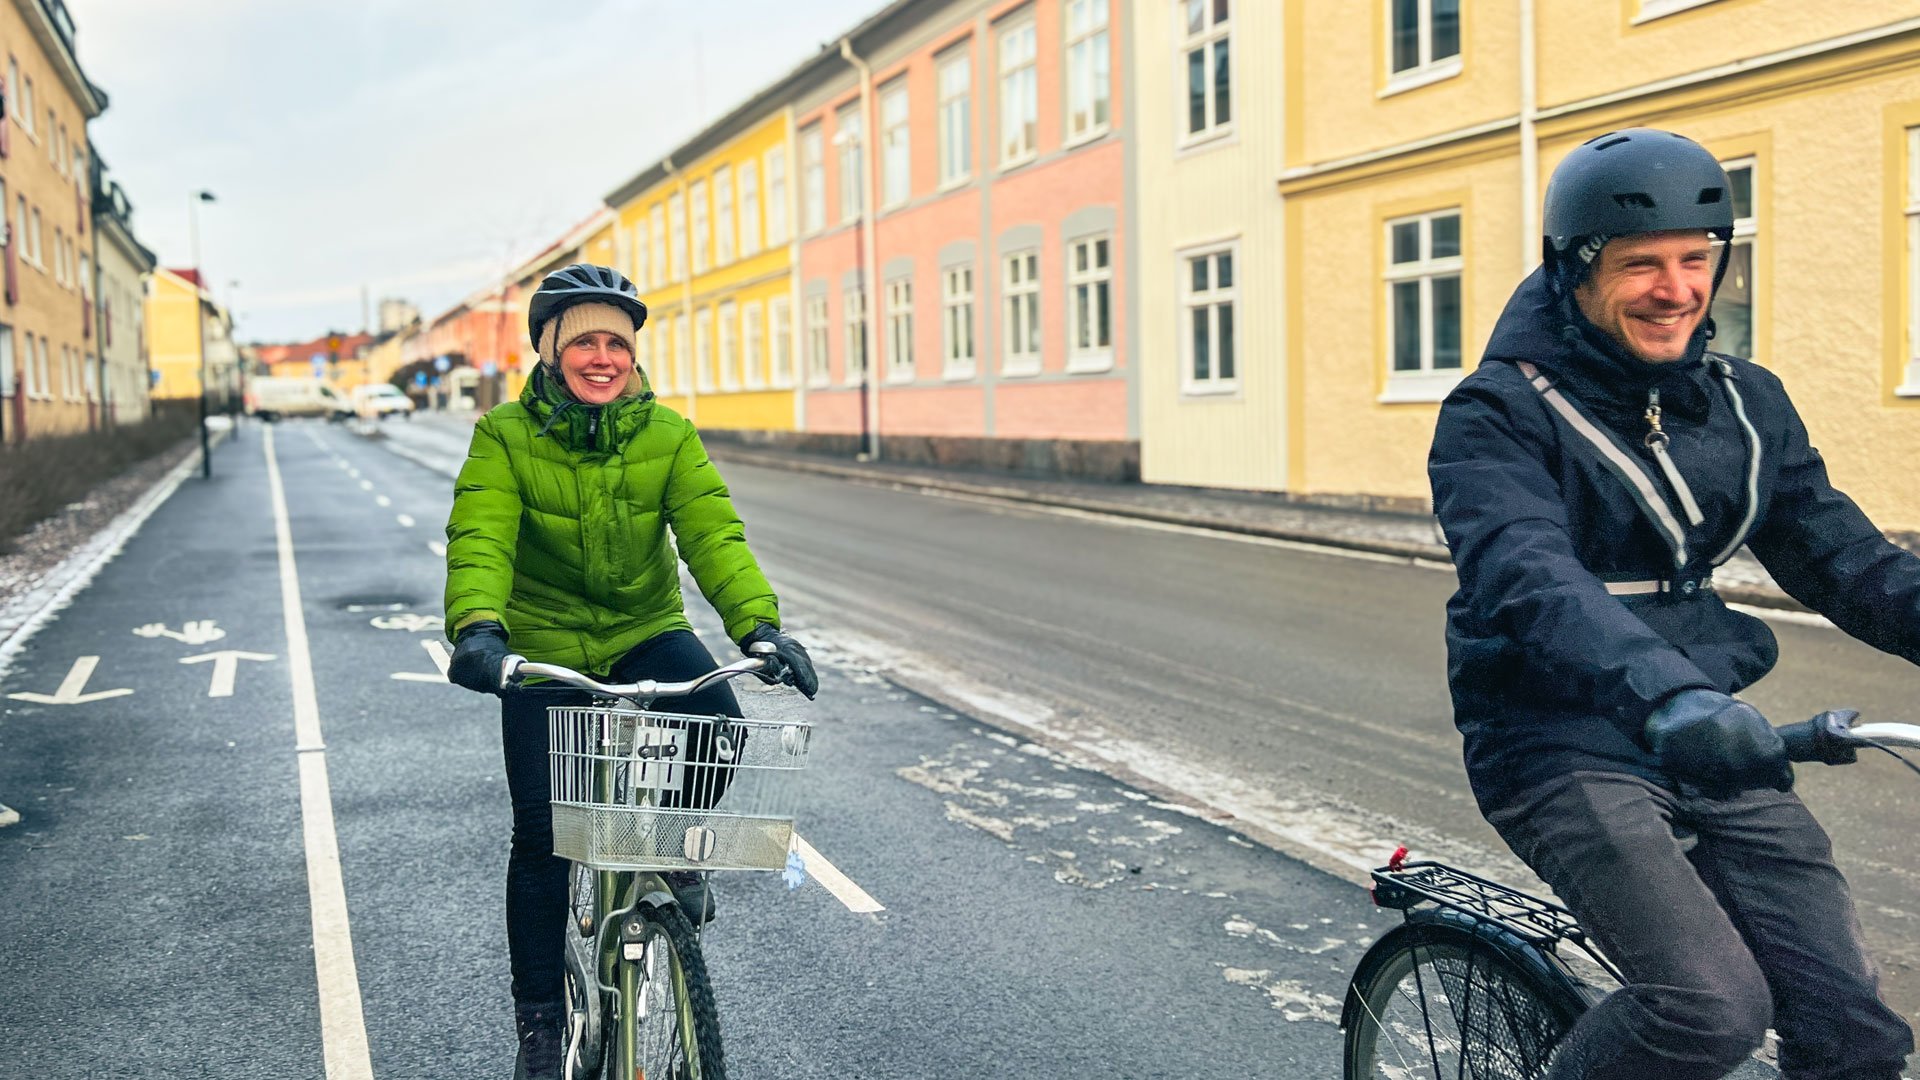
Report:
499,629,742,1013
1485,770,1911,1080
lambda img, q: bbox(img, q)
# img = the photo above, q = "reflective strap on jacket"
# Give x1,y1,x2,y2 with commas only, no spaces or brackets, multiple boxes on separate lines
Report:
1706,357,1764,567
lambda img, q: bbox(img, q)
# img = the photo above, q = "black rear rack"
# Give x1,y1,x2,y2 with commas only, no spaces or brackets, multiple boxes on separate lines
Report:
1371,857,1624,984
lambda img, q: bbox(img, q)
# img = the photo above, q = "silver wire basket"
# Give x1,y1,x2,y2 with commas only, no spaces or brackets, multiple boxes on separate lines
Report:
547,705,812,872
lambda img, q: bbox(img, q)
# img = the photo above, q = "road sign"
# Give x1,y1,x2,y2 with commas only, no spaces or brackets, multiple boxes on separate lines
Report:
483,361,498,377
434,356,451,373
311,353,327,379
413,372,428,388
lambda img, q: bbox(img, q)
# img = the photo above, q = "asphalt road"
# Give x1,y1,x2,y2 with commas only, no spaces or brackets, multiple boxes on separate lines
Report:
0,418,1399,1078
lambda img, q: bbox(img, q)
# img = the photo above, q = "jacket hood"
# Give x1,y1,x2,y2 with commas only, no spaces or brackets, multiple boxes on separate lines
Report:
519,363,656,451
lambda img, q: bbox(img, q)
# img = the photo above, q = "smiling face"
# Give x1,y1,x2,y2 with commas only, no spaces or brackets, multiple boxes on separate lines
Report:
557,330,634,404
1573,229,1717,364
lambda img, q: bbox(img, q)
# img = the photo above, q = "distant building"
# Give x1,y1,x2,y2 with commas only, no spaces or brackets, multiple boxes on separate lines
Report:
377,297,419,335
90,158,155,427
145,268,239,408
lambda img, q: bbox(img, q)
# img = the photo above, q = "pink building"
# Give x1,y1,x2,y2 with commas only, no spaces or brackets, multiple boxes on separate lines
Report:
796,0,1133,478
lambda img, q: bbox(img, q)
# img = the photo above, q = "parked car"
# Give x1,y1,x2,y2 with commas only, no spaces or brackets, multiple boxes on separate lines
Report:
246,377,348,422
352,383,417,421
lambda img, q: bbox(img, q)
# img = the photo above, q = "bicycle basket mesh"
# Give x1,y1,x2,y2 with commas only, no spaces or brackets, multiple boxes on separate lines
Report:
546,705,811,872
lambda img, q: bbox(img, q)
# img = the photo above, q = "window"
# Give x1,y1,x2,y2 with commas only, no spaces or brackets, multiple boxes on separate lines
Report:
765,146,790,245
999,20,1038,166
806,295,830,386
693,307,713,391
1635,0,1723,22
880,81,910,209
1002,250,1041,375
739,159,761,257
1068,236,1113,372
717,300,739,389
59,344,70,400
0,325,11,400
689,179,710,274
19,327,35,399
938,50,972,187
714,166,735,266
52,228,62,284
843,285,869,385
743,300,765,389
1182,0,1232,143
6,60,14,122
770,296,794,388
836,103,864,224
640,321,662,395
1066,0,1111,143
673,312,691,391
1709,158,1755,361
942,265,976,378
1384,209,1464,398
632,218,650,289
20,76,32,134
885,278,914,381
1904,128,1920,395
800,126,826,235
649,205,667,289
57,123,66,175
1389,0,1461,83
667,193,686,283
30,206,41,266
1183,244,1238,393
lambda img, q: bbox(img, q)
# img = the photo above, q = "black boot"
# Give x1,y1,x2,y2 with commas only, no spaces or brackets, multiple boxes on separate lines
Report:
665,871,717,925
512,1004,563,1080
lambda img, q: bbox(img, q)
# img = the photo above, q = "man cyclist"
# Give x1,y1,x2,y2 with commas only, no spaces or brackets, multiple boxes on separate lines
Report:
440,263,817,1080
1429,128,1920,1079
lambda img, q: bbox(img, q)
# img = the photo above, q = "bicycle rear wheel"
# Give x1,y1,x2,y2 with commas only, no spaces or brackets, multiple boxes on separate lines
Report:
613,899,725,1080
1343,911,1590,1080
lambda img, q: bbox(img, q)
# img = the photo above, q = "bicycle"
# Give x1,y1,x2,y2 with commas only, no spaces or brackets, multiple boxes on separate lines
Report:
506,650,813,1080
1340,709,1920,1079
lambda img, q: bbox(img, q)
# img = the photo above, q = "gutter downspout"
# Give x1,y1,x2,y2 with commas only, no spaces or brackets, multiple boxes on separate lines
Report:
841,35,881,461
665,153,697,423
1519,0,1540,270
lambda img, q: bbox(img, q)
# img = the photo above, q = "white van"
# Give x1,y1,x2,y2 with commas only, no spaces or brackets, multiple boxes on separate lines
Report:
351,383,416,420
247,377,348,421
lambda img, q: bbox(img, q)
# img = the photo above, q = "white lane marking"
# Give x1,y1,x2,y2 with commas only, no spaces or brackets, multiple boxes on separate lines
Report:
0,803,18,828
132,620,226,645
428,541,447,557
369,613,443,633
395,514,416,529
375,496,391,508
793,835,884,914
358,480,373,491
264,426,375,1080
392,639,453,683
348,467,361,479
4,655,133,705
179,650,276,698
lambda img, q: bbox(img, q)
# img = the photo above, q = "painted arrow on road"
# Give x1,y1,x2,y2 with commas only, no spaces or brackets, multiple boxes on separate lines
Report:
180,651,277,698
391,639,453,684
6,656,134,705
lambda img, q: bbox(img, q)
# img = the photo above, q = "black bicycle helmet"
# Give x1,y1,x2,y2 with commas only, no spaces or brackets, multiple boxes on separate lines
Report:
1542,128,1735,283
525,263,648,351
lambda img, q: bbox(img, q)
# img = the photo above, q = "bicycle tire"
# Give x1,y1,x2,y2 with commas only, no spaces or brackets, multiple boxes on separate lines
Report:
1343,909,1591,1080
617,899,726,1080
563,863,610,1080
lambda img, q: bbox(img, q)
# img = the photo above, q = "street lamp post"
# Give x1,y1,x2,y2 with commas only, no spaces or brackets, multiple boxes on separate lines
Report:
188,190,215,478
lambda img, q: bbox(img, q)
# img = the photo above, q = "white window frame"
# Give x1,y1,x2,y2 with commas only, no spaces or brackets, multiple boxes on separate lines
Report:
836,103,865,225
1382,208,1465,402
1001,250,1041,376
84,349,96,402
20,327,36,399
770,295,794,388
1633,0,1724,24
20,75,32,136
1067,235,1114,373
742,299,765,389
805,295,831,387
1710,156,1757,364
937,49,973,189
942,264,976,380
1179,0,1233,147
885,277,914,383
30,206,42,268
694,307,714,392
800,126,826,236
0,324,11,400
632,218,650,291
714,166,735,266
998,19,1038,168
689,178,710,275
1904,128,1920,396
880,80,910,210
6,60,15,124
843,285,868,386
667,194,686,284
1065,0,1111,146
739,158,762,258
639,321,662,395
649,204,668,289
765,146,790,246
1384,0,1462,94
717,299,739,390
673,312,691,391
1181,240,1240,396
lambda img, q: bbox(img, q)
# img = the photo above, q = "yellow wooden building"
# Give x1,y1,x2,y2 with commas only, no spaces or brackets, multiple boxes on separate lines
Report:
145,267,239,404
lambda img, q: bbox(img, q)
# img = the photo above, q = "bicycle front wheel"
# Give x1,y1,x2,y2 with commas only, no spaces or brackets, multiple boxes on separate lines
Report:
1343,911,1590,1080
613,900,725,1080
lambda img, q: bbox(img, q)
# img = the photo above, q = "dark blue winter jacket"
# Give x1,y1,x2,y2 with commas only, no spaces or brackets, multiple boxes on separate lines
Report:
1429,266,1920,807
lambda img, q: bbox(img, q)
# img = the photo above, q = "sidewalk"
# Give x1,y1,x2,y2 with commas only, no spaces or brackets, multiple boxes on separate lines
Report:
702,442,1802,613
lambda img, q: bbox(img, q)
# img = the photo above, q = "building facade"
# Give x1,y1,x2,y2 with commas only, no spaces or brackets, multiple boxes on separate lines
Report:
146,267,239,407
90,162,154,427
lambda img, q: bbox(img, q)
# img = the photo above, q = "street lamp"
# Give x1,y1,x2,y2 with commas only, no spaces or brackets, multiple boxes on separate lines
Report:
189,189,216,478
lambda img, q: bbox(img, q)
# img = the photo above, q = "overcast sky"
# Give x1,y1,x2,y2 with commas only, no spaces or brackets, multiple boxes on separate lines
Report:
70,0,881,343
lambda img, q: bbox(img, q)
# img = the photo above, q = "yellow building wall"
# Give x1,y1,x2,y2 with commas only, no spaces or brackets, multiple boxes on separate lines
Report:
146,272,206,399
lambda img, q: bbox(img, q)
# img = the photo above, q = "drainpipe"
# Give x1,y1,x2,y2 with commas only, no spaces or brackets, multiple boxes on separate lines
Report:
1519,0,1540,270
664,153,697,423
840,35,881,461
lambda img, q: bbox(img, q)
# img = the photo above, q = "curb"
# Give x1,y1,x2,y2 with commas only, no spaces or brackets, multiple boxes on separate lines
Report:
709,447,1814,614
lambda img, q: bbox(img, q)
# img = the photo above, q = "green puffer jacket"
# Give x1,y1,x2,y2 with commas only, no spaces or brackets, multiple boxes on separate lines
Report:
443,366,780,673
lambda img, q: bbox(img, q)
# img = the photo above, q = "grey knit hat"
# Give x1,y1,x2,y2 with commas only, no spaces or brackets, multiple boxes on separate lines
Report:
537,301,637,369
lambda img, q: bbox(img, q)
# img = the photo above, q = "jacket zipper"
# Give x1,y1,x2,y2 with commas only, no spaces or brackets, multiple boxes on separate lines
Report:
1643,388,1706,527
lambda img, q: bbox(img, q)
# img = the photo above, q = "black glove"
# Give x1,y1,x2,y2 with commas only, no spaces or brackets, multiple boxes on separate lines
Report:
1644,689,1792,793
739,623,817,699
448,621,515,695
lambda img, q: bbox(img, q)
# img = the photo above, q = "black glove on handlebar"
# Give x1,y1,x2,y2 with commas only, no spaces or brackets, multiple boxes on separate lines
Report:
448,620,514,695
739,623,818,699
1644,689,1793,793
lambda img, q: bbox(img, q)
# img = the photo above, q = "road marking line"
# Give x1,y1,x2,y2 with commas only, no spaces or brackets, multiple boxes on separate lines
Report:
358,480,373,491
375,496,391,508
179,650,276,698
392,639,453,683
793,835,883,913
5,655,133,705
428,541,446,557
264,426,375,1080
395,514,415,528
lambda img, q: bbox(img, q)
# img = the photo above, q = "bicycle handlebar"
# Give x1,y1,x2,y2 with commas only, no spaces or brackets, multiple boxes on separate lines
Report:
504,644,775,707
1776,710,1920,765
